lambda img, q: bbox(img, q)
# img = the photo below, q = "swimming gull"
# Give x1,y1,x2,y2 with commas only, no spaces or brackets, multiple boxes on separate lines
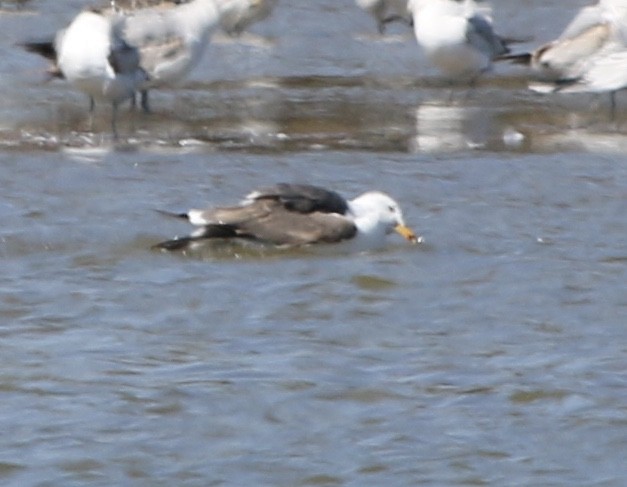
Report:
154,183,419,251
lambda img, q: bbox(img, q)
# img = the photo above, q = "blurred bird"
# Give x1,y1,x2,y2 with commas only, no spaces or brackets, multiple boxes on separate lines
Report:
217,0,277,37
355,0,412,34
112,0,277,36
500,0,627,118
22,0,275,120
115,0,276,109
21,8,147,137
407,0,512,81
118,0,250,112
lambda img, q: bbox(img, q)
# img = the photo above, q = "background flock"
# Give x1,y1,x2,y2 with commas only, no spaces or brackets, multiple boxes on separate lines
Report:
16,0,627,138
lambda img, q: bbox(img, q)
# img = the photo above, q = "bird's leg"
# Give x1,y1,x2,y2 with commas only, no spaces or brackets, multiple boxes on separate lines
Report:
609,91,617,122
111,102,119,140
140,89,150,113
88,96,95,133
463,76,480,101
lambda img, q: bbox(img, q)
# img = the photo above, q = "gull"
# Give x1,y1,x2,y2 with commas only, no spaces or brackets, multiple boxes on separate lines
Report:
22,0,261,116
118,0,248,112
407,0,512,81
548,48,627,119
355,0,412,34
499,0,627,118
500,0,627,80
21,8,147,137
217,0,278,37
112,0,277,36
153,183,419,251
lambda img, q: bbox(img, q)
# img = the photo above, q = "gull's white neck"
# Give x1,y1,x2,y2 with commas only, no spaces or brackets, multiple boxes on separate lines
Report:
347,199,390,249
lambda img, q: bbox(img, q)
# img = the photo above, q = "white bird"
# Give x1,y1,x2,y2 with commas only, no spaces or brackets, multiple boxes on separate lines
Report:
21,8,147,137
549,48,627,119
502,0,627,79
407,0,511,81
22,0,268,117
501,0,627,118
355,0,412,34
111,0,277,36
118,0,244,111
217,0,277,37
154,183,419,251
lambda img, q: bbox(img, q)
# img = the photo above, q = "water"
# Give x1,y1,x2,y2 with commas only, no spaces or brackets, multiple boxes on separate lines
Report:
2,0,627,485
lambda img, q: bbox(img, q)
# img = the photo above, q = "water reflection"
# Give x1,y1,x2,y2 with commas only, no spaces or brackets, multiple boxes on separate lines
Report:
4,72,627,155
532,127,627,153
409,103,493,153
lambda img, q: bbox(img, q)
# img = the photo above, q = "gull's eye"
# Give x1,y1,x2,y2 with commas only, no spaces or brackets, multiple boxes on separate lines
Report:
388,205,395,213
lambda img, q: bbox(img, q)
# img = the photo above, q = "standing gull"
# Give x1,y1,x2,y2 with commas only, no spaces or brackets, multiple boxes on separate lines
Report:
154,183,419,251
407,0,511,81
21,8,147,137
499,0,627,118
118,0,248,111
21,0,263,117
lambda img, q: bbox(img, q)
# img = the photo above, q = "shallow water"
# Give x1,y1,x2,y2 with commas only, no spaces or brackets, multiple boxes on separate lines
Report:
2,1,627,486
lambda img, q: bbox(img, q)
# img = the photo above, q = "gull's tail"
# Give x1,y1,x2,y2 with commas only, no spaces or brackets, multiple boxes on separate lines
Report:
152,236,199,251
19,39,65,79
154,209,189,220
19,39,56,61
495,51,532,65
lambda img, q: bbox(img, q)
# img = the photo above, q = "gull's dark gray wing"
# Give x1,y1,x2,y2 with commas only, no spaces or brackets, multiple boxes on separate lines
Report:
19,38,57,61
466,14,509,58
117,9,188,79
234,205,357,245
155,196,357,249
108,36,143,75
247,183,350,215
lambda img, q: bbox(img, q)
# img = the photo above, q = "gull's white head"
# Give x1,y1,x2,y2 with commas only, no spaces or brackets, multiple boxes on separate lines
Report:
348,191,418,244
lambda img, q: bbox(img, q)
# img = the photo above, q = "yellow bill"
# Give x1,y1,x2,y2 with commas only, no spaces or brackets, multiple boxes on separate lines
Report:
395,224,419,243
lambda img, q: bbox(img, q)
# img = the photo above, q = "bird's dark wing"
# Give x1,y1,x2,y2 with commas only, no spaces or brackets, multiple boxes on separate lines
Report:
19,38,57,61
188,197,357,244
19,31,66,79
156,198,357,248
247,183,350,215
117,9,194,80
466,14,509,57
108,37,143,75
187,198,278,227
235,206,358,245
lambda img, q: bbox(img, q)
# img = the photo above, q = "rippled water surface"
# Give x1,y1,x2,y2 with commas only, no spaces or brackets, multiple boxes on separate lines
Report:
2,1,627,485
